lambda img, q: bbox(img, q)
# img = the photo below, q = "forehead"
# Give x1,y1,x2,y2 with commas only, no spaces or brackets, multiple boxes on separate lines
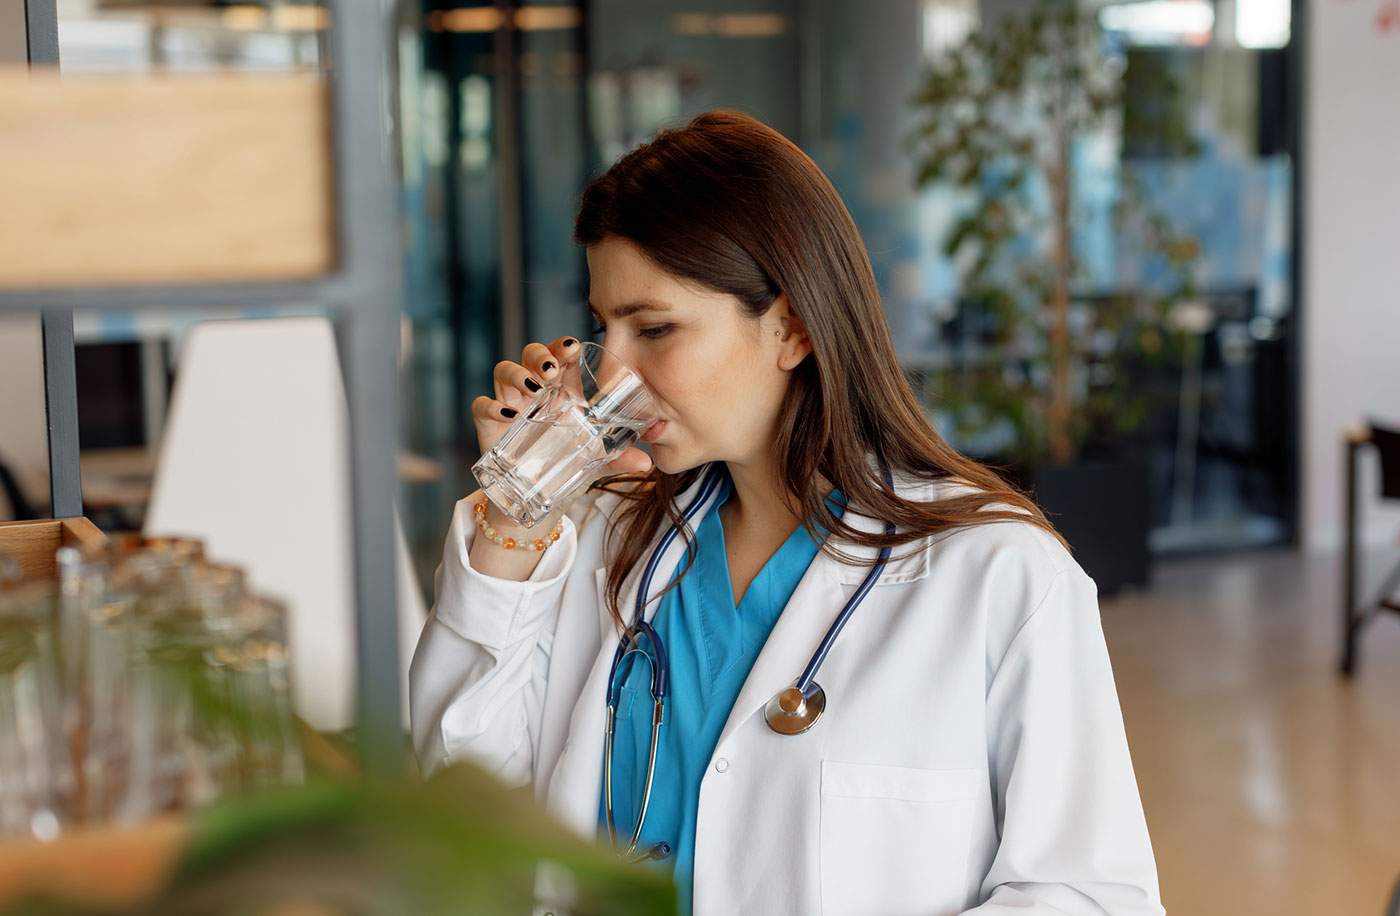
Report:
585,238,716,314
586,238,676,292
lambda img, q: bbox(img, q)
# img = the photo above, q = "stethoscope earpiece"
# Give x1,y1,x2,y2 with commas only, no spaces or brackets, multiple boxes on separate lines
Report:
763,681,827,735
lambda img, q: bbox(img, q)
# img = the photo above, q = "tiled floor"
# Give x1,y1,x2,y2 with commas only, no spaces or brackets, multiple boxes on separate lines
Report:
1102,549,1400,916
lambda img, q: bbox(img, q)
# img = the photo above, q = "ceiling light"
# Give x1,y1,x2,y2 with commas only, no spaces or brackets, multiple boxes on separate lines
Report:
1099,0,1214,45
514,6,581,30
431,7,502,33
1236,0,1290,48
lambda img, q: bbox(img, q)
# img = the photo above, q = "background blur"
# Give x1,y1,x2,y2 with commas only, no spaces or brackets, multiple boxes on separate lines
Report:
1,0,1398,913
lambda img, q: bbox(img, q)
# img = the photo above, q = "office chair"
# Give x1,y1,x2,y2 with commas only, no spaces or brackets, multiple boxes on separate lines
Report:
1340,421,1400,676
0,458,37,522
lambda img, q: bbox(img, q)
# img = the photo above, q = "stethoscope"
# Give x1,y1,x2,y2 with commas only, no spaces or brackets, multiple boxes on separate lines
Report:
603,463,896,861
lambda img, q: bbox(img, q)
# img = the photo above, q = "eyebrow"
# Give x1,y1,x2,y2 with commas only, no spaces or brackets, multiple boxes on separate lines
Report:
586,300,674,320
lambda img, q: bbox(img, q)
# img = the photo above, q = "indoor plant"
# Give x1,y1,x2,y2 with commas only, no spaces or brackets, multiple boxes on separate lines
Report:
908,2,1201,591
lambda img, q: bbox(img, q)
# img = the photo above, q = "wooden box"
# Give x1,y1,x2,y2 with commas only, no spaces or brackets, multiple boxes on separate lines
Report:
0,517,110,579
0,69,335,289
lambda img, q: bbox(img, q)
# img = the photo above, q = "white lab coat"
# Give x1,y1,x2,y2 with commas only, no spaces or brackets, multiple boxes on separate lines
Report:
410,466,1165,916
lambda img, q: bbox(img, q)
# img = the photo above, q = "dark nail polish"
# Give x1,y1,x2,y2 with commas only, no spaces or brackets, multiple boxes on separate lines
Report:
501,407,518,418
542,361,556,372
563,338,578,348
524,378,542,392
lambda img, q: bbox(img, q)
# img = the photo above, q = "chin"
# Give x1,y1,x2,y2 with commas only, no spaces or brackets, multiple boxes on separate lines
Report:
649,445,706,478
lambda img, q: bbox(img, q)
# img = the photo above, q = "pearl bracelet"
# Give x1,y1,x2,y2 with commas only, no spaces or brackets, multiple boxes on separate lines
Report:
473,499,562,552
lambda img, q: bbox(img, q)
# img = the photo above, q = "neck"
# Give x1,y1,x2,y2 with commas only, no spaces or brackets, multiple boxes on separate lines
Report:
721,456,814,534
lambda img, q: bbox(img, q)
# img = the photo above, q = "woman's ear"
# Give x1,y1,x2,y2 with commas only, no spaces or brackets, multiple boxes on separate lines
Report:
769,295,813,371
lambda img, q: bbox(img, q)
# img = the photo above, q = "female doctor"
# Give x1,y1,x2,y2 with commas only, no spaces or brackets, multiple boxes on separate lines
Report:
410,111,1165,916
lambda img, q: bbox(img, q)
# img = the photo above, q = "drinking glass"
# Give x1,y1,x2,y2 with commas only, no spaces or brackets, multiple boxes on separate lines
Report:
473,341,658,528
120,562,252,817
79,580,135,823
215,595,303,790
0,583,74,839
0,534,307,833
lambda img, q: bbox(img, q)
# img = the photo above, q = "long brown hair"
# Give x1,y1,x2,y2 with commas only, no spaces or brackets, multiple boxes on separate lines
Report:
575,110,1064,632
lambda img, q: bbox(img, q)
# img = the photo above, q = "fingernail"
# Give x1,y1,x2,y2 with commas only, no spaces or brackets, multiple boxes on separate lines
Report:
501,407,518,418
542,361,556,373
524,378,542,392
563,338,578,348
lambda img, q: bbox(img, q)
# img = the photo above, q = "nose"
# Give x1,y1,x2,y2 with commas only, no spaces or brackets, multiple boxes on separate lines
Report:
598,330,622,357
598,333,642,374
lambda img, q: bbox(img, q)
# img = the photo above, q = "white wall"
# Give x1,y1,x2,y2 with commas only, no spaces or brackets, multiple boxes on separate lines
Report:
1302,0,1400,552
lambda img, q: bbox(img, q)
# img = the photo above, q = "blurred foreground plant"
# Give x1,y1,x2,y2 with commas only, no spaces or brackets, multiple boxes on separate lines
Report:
0,538,671,914
2,760,675,916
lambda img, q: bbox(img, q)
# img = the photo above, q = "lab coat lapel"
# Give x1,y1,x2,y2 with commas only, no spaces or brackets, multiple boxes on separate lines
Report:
544,467,726,837
713,495,931,752
713,552,844,753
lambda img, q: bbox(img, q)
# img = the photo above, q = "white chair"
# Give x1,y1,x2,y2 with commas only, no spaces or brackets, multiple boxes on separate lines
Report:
143,317,426,732
0,316,50,521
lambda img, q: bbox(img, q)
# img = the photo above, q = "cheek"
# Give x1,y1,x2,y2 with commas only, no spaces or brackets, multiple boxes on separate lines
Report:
643,339,766,429
639,351,711,415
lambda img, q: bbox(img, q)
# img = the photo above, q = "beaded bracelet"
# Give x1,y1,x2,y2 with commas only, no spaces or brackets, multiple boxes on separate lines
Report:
473,499,563,552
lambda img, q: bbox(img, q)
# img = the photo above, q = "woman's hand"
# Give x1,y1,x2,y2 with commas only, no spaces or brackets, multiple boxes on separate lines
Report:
471,336,653,482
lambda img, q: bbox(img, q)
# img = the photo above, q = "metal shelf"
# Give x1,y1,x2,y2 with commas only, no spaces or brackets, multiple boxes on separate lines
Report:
3,0,404,775
0,280,341,314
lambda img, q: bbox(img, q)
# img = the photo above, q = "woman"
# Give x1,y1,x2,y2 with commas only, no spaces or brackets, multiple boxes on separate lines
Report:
410,111,1164,916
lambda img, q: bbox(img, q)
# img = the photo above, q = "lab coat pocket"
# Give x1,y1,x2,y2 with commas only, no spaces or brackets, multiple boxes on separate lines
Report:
820,761,979,916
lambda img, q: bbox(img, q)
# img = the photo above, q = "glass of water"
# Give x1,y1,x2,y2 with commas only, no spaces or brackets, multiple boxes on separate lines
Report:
0,582,74,839
473,341,658,528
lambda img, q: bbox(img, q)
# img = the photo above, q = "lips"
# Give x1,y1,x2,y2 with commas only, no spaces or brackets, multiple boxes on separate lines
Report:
640,419,667,444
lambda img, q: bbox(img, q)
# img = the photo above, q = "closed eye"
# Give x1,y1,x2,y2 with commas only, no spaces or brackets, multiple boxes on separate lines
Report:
590,322,673,340
638,324,674,339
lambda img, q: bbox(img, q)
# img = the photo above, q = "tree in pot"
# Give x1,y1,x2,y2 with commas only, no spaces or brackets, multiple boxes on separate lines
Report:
908,2,1201,592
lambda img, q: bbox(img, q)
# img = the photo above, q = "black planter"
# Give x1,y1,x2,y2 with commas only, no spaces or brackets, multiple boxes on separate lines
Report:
993,455,1151,597
1033,457,1151,595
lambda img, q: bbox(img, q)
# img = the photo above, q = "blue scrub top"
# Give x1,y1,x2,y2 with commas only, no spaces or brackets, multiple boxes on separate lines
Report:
600,469,846,913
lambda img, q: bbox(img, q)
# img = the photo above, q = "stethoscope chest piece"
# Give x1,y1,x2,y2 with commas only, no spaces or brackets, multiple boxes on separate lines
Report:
763,681,826,735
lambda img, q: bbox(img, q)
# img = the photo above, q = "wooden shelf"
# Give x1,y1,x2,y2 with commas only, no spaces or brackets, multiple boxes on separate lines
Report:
0,517,109,579
0,70,334,290
4,0,407,776
0,816,188,912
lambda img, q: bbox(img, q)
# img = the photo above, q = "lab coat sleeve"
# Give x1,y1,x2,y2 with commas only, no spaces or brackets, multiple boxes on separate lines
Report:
966,567,1166,916
409,494,580,784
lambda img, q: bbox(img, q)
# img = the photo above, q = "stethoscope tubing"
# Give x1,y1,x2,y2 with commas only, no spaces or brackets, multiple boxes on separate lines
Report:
632,467,727,624
603,685,664,859
604,465,724,858
610,460,897,708
607,465,727,706
794,508,895,694
603,461,896,859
